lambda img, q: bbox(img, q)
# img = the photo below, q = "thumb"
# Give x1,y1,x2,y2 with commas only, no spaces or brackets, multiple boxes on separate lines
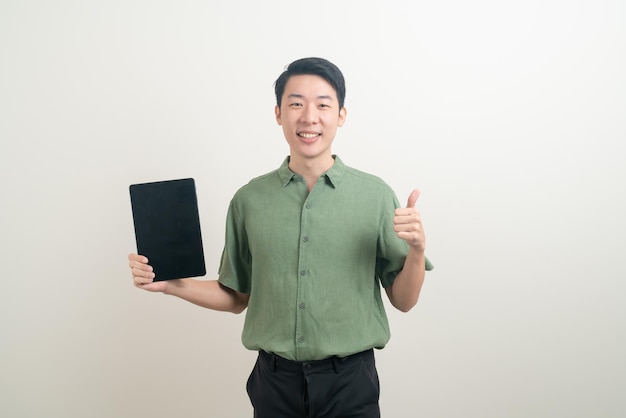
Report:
406,189,421,208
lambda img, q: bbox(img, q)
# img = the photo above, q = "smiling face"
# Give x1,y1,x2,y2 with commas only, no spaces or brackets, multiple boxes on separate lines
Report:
275,74,347,170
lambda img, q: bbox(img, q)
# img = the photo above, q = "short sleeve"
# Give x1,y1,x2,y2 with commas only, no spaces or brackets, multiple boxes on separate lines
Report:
218,197,252,294
376,193,407,288
376,191,434,288
425,256,434,271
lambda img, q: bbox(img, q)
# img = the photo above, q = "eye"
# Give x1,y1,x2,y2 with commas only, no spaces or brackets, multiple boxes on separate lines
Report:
319,103,331,109
289,102,303,108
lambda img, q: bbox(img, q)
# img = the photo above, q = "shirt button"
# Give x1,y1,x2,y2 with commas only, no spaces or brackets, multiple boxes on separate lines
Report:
298,336,305,343
302,236,309,242
299,303,305,309
300,270,306,276
305,203,312,209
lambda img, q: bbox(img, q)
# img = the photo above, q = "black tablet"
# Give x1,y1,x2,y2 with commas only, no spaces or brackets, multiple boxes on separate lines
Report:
129,178,206,281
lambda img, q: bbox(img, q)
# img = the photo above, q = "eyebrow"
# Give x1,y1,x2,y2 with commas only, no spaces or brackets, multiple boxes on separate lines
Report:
287,93,334,101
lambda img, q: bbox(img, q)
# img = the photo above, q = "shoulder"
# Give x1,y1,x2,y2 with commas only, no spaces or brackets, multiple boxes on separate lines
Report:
342,164,395,195
245,168,281,188
333,161,400,213
232,168,281,202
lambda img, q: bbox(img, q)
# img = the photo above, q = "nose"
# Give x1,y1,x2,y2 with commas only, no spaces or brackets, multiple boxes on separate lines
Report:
299,104,318,124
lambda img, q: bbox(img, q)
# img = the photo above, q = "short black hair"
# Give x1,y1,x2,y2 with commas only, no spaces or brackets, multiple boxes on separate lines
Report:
274,57,346,110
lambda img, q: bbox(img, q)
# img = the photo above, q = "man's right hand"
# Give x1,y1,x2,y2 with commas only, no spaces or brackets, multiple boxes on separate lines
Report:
128,253,169,293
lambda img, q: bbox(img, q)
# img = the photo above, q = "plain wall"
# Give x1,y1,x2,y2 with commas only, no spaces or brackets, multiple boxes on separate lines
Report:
1,0,625,417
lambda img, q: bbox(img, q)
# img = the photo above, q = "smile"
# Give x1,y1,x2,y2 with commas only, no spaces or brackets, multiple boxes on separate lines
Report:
298,132,320,139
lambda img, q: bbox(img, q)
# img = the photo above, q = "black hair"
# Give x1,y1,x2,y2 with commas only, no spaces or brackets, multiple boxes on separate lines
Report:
274,57,346,110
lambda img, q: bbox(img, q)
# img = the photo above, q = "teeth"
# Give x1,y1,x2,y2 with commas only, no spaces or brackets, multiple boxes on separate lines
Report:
299,133,319,138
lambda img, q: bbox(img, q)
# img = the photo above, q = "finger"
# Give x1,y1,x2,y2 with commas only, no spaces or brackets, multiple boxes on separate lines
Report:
130,264,154,276
132,267,155,283
129,260,153,272
394,218,422,232
138,281,167,293
406,189,421,208
394,209,422,224
128,253,149,264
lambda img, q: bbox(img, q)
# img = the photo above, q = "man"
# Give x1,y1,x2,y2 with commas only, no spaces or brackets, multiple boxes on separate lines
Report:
129,57,433,417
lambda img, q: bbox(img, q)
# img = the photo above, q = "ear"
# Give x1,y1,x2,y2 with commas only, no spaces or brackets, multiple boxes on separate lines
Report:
337,107,347,127
275,105,282,126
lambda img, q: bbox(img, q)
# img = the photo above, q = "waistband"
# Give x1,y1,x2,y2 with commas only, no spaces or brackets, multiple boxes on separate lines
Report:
258,349,374,374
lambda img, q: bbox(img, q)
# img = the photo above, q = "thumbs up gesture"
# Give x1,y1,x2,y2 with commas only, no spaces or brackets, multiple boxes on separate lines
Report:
394,189,426,251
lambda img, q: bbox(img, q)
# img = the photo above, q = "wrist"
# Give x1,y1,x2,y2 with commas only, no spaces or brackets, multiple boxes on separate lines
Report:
163,279,184,296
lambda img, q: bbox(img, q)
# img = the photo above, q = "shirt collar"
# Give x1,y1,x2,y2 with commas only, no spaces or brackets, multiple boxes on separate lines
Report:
278,155,346,188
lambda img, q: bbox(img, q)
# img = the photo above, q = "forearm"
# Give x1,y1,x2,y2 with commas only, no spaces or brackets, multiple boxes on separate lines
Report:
386,248,426,312
164,279,249,314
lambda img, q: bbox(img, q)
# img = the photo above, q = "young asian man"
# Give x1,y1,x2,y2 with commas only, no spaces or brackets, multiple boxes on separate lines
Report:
128,57,433,418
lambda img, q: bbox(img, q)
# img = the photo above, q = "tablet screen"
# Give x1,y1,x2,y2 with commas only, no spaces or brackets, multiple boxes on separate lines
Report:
129,178,206,281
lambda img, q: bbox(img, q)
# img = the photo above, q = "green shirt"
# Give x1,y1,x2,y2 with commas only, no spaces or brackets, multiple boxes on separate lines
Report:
218,156,433,361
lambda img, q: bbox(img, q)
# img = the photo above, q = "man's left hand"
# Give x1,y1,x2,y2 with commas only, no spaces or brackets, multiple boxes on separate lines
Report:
394,189,426,251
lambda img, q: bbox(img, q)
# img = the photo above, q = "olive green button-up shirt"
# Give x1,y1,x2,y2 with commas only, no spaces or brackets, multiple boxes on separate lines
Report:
218,156,433,361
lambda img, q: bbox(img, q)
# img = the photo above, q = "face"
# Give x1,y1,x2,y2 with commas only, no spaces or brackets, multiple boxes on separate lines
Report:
275,74,347,165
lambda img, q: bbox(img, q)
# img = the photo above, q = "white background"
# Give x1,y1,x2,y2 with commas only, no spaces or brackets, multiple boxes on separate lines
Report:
1,0,624,417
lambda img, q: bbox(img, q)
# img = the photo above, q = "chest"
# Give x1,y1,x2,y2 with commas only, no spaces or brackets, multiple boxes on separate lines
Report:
243,186,381,260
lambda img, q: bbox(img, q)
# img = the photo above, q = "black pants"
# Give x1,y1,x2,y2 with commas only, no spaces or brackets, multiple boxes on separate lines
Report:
246,349,380,418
